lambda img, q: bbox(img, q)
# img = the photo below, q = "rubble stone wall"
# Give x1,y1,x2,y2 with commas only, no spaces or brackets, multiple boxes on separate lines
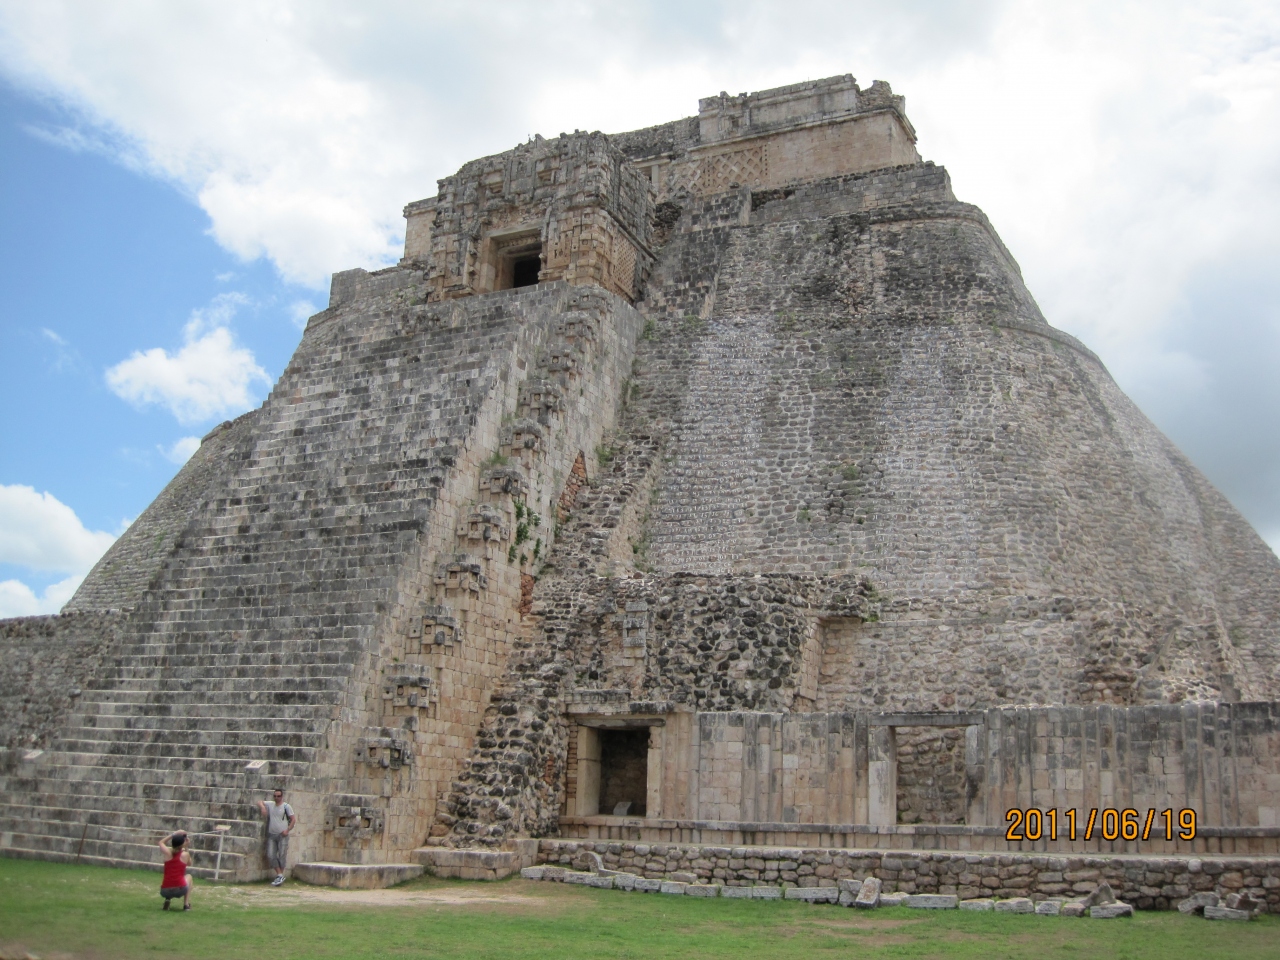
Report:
0,612,125,755
538,838,1280,912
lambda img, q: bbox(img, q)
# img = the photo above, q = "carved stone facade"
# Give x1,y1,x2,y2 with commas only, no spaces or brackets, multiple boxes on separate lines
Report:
405,133,654,303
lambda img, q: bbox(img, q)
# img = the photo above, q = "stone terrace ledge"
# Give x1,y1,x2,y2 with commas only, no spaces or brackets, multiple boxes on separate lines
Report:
558,817,1280,857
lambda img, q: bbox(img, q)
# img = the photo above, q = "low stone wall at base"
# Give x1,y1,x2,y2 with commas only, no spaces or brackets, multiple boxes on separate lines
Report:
537,839,1280,912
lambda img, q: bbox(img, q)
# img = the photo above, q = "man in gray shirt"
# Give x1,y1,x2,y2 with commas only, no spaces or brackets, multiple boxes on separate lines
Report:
256,789,296,886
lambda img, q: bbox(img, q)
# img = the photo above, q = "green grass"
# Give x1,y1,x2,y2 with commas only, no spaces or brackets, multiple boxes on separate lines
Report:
0,858,1276,960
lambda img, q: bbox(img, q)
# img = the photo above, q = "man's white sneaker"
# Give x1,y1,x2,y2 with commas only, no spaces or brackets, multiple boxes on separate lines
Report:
271,875,284,886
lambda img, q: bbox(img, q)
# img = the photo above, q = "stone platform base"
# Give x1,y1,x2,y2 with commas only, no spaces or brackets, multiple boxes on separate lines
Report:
293,862,424,889
542,838,1280,912
413,840,539,880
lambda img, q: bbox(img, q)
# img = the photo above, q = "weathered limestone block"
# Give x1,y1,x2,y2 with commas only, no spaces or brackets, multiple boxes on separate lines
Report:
1203,905,1253,921
1089,903,1134,919
995,898,1035,914
784,886,839,902
905,894,958,909
855,876,882,908
1177,892,1220,915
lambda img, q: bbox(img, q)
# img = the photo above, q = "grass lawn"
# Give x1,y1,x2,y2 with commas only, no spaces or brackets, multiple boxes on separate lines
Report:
0,858,1276,960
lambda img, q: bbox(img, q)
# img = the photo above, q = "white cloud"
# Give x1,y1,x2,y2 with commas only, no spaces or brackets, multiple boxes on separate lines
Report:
0,574,84,618
0,484,117,573
161,436,202,464
105,292,269,425
289,299,318,329
0,484,115,617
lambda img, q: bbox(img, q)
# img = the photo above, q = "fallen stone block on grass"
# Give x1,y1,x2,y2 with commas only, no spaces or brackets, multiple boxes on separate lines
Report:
721,885,755,899
1035,900,1062,916
1060,902,1086,918
542,866,566,882
959,898,994,911
1081,882,1117,906
632,877,662,893
563,871,595,885
660,881,689,895
520,866,545,880
854,876,882,908
1177,892,1219,915
1224,893,1263,915
1203,905,1253,921
612,873,639,891
1089,903,1134,919
994,898,1035,914
685,884,721,897
751,886,783,900
880,892,909,907
905,894,958,910
785,886,839,903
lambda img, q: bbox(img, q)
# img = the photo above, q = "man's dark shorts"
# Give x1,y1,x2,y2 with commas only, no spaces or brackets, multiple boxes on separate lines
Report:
160,886,187,900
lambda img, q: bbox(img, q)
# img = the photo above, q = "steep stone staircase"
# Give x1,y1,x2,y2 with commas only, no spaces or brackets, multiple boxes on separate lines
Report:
0,629,353,878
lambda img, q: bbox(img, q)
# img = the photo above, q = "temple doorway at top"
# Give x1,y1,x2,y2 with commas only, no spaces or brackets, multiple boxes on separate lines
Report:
511,255,541,289
484,228,543,292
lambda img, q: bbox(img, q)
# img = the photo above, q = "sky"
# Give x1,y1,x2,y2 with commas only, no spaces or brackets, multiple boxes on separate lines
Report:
0,0,1278,616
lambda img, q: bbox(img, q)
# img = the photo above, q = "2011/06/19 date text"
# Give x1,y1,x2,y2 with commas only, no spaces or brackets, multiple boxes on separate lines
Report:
1005,808,1198,842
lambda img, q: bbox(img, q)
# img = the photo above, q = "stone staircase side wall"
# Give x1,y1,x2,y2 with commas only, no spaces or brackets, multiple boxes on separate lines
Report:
312,282,645,862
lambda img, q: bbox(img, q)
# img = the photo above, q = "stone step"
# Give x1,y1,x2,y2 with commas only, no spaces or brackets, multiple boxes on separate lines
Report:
76,675,349,695
27,747,312,778
69,714,330,734
0,783,289,824
71,695,341,716
1,772,311,806
74,699,334,720
0,802,263,840
99,662,351,682
104,640,355,658
0,827,256,879
4,757,312,798
56,737,320,757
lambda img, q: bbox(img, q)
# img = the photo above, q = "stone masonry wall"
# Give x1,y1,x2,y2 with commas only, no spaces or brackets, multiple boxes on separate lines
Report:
539,838,1280,912
558,703,1280,845
324,280,645,861
438,149,1280,852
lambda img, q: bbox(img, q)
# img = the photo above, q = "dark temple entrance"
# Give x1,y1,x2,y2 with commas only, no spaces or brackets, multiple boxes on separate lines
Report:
598,728,648,816
511,254,541,288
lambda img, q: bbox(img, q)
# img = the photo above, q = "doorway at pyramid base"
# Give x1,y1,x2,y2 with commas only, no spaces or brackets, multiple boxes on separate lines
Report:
414,698,1280,879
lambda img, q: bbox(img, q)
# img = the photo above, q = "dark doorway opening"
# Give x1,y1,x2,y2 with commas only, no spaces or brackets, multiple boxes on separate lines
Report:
599,728,648,816
511,255,541,288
